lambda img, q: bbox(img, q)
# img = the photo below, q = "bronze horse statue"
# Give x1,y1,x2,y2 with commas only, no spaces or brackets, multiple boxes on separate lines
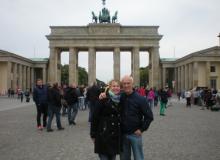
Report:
112,11,118,23
92,11,98,23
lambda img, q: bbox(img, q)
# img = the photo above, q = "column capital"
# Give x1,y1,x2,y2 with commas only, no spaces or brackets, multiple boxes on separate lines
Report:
149,46,159,52
114,47,120,53
69,47,78,53
132,47,139,53
88,47,96,52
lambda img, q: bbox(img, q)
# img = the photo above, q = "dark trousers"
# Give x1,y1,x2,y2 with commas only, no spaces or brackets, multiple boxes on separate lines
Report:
36,103,48,127
47,106,62,129
88,101,96,122
67,103,78,124
186,97,191,107
194,97,198,105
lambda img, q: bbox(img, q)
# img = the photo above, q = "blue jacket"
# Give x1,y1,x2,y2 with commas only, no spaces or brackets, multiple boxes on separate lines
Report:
121,91,153,134
33,85,48,105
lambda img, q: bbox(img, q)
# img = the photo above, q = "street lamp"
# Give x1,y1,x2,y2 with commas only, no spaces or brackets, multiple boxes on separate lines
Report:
218,33,220,46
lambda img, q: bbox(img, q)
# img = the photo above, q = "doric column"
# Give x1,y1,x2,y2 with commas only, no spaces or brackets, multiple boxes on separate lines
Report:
149,47,160,88
7,61,12,90
188,63,193,89
184,64,188,90
31,67,34,91
13,63,17,90
27,67,31,89
57,51,61,85
21,65,25,90
18,64,22,89
175,67,178,92
22,66,27,90
180,66,182,90
113,47,120,81
88,47,96,86
162,67,166,88
181,66,185,91
148,53,152,87
42,67,46,84
131,47,140,87
177,67,181,92
48,47,58,83
206,61,210,88
69,47,78,85
193,62,198,88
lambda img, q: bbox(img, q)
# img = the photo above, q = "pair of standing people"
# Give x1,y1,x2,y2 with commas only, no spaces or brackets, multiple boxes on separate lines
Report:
90,76,154,160
33,79,64,131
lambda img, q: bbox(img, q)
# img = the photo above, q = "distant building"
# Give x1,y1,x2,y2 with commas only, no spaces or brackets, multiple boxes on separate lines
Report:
0,50,48,95
161,46,220,91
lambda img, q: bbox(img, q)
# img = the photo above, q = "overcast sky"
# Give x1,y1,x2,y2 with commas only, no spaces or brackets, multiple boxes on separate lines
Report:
0,0,220,82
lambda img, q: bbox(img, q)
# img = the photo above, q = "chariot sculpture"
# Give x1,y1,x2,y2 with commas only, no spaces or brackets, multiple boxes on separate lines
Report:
91,0,118,24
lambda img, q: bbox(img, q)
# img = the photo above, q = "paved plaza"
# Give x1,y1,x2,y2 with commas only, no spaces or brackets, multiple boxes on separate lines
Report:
0,96,220,160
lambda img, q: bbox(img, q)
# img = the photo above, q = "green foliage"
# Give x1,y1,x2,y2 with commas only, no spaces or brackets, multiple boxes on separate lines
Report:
61,65,105,86
140,66,149,87
78,67,88,85
61,64,69,84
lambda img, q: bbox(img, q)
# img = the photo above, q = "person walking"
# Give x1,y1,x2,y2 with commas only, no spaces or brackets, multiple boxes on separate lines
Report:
90,80,122,160
120,75,153,160
147,88,155,110
47,82,64,132
64,83,79,125
185,90,192,107
20,90,24,103
33,79,48,130
159,88,168,116
24,89,30,102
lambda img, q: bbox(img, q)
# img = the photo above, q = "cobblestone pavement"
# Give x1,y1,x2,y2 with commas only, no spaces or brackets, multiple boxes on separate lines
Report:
0,96,34,111
0,97,220,160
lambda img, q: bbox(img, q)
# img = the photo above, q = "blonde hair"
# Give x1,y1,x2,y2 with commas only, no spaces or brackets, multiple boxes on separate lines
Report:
108,79,121,87
104,80,121,93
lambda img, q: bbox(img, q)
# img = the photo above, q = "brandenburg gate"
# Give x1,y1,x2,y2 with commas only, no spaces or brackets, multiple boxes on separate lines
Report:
46,0,162,88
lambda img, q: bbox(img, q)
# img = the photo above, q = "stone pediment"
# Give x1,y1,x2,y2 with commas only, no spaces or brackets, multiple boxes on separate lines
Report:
193,46,220,56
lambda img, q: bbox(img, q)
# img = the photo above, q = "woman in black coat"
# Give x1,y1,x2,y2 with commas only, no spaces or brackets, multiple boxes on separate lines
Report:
90,80,121,160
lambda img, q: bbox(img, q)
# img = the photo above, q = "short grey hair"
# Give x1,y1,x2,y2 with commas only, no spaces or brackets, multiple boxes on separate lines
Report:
121,75,134,83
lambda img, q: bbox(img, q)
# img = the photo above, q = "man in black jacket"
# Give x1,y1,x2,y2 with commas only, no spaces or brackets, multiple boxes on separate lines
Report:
64,83,79,125
47,82,64,132
120,75,153,160
33,79,48,130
